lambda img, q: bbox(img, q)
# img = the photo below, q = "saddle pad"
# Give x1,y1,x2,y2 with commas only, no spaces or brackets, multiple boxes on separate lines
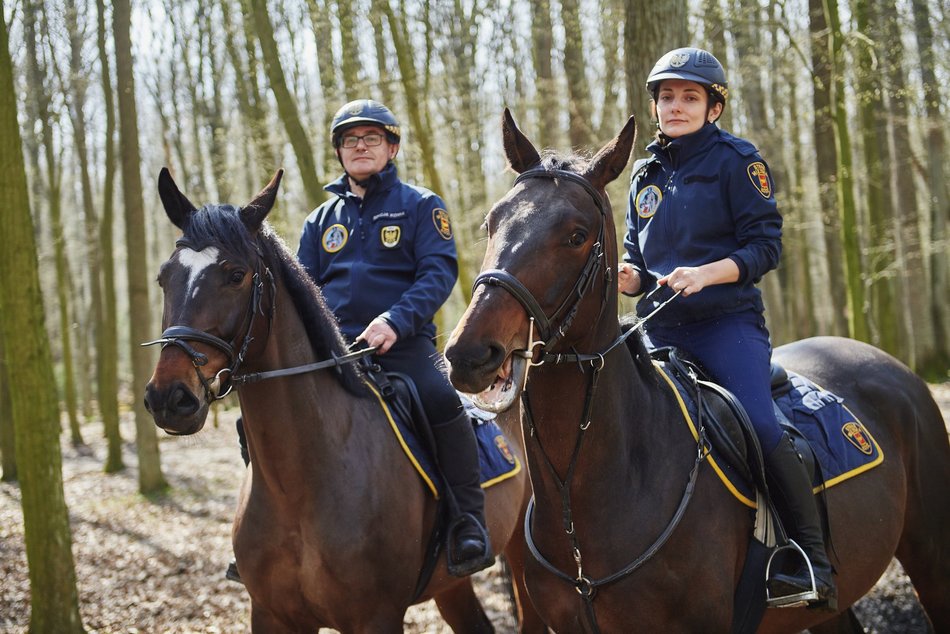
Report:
655,363,883,508
775,371,883,491
366,383,521,499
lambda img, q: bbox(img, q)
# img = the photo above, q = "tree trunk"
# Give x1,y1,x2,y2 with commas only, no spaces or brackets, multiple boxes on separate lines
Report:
245,0,324,208
200,1,232,202
113,0,167,493
0,332,15,482
304,0,341,183
808,0,847,335
95,0,123,473
910,0,950,372
700,0,731,132
559,0,594,149
368,0,395,107
597,0,622,141
529,0,559,144
0,16,85,631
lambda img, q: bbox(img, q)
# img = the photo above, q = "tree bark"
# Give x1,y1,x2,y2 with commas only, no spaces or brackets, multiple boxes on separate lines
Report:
559,0,594,149
113,0,167,493
0,15,85,631
529,0,559,144
245,0,324,208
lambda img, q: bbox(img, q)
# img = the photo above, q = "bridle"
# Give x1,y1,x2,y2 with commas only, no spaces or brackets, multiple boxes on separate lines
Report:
474,167,705,633
143,237,375,403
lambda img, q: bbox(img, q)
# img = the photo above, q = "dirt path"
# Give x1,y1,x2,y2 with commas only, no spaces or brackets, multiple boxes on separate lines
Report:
1,383,946,633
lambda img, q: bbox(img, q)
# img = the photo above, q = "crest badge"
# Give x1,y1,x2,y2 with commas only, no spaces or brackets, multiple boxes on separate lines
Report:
322,224,348,253
635,185,663,218
842,421,874,456
747,162,772,199
433,208,453,240
494,435,516,465
669,52,691,68
380,225,401,248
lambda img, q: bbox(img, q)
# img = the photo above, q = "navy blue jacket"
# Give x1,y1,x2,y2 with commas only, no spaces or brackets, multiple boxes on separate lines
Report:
298,163,458,341
624,123,782,326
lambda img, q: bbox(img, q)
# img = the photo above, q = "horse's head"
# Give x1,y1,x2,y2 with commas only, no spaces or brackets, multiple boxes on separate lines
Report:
445,109,635,412
143,168,283,434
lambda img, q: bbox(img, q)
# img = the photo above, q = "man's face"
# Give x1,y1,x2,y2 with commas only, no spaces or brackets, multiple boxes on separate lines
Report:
337,124,399,181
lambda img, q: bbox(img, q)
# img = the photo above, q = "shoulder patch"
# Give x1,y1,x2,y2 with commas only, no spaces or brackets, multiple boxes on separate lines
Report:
746,162,773,199
322,223,349,253
634,185,663,218
432,208,453,240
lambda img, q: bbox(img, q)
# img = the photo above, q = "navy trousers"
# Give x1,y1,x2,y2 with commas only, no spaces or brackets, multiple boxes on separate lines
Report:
374,334,463,426
646,309,783,453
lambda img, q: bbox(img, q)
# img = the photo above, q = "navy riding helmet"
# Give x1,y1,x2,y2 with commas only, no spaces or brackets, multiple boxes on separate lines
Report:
646,47,729,105
330,99,401,147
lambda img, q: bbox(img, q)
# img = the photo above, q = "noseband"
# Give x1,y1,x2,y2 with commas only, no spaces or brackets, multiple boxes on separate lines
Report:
142,239,274,402
472,168,611,361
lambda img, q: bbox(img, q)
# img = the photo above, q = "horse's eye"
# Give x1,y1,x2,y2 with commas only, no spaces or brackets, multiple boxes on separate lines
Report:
229,270,246,285
568,231,587,247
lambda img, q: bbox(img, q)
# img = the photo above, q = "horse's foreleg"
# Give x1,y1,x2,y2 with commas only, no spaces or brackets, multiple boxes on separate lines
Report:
433,578,494,634
502,520,549,634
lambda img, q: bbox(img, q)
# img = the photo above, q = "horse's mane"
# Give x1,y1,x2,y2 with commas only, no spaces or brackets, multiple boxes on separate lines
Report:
182,205,367,396
538,149,591,173
619,315,660,383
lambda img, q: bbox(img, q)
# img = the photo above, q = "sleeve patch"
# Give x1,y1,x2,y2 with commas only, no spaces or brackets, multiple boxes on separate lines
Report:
746,162,773,199
432,208,453,240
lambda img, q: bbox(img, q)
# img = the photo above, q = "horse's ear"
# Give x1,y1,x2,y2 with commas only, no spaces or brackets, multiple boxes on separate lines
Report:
241,169,284,232
502,108,541,174
583,115,637,190
158,167,197,229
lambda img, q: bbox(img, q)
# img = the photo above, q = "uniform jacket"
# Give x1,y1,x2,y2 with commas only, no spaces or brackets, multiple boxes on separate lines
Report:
624,123,782,326
298,163,457,341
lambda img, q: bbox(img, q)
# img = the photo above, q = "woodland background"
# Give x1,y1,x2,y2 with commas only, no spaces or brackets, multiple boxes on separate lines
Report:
0,0,947,630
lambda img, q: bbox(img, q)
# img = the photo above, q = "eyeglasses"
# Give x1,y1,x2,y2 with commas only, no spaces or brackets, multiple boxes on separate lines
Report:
341,133,385,148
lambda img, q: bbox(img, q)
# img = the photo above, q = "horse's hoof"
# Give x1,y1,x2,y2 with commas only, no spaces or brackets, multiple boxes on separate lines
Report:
225,560,243,584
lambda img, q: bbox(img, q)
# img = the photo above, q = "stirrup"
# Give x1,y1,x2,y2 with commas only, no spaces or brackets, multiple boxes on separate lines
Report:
445,512,494,577
765,540,834,610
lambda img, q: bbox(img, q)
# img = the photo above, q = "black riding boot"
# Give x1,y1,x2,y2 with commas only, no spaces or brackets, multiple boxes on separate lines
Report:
765,432,836,609
226,417,248,584
431,412,494,577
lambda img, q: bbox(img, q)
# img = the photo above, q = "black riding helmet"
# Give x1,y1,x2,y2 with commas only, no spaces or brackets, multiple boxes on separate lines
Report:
330,99,401,148
646,47,729,106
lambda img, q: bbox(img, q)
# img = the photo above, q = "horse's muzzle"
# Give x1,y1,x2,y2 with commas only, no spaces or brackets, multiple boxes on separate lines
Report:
143,380,208,435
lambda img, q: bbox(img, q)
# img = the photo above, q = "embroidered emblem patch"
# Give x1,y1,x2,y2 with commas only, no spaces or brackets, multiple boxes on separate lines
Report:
322,224,348,253
747,162,772,199
433,208,452,240
635,185,663,218
669,52,690,68
842,421,874,456
494,435,516,465
380,225,401,248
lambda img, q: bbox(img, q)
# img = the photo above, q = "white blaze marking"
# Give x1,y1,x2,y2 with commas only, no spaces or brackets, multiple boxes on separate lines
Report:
177,246,220,298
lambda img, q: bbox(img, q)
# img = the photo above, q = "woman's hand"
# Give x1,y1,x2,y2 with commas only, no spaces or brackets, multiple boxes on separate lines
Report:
659,259,740,296
617,262,642,294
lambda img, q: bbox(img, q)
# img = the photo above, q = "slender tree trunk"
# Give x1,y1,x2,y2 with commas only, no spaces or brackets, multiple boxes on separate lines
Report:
597,0,622,141
245,0,323,208
201,2,232,202
701,0,731,132
304,0,341,183
808,0,847,335
0,332,15,482
559,0,593,149
529,0,559,144
0,16,85,631
368,0,395,107
114,0,167,493
96,0,123,473
910,0,950,372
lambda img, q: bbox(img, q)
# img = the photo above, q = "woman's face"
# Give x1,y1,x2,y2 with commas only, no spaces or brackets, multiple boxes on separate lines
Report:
654,79,723,138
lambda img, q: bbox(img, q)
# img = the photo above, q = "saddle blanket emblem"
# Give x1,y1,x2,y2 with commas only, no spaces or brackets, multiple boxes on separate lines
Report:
366,385,521,498
657,364,883,507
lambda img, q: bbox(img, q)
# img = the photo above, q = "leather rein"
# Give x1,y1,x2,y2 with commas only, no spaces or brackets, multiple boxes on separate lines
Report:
473,168,706,633
142,237,375,403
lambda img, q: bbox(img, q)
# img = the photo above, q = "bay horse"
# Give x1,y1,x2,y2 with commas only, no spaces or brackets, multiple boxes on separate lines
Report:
443,109,950,632
143,169,546,633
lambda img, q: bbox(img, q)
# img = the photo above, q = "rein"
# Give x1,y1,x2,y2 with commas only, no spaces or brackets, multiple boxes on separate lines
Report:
478,167,705,633
143,239,376,402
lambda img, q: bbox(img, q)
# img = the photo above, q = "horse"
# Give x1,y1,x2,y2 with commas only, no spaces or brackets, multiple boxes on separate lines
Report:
442,109,950,633
143,168,547,633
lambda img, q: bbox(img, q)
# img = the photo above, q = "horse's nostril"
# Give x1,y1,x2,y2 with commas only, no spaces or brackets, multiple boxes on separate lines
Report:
168,385,200,417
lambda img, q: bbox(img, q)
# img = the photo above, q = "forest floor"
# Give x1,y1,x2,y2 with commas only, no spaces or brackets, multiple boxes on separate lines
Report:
0,383,947,633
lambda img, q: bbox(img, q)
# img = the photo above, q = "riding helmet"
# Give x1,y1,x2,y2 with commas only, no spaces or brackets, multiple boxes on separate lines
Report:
330,99,401,147
646,47,728,105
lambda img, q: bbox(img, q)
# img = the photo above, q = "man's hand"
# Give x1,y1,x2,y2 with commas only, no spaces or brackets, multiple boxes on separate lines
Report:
357,317,399,355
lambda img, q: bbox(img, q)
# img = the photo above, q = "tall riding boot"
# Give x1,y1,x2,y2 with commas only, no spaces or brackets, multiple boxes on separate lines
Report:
431,412,494,577
765,432,836,609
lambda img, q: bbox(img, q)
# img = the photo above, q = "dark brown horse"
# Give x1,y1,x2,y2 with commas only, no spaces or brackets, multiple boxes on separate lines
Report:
143,169,546,633
443,110,950,632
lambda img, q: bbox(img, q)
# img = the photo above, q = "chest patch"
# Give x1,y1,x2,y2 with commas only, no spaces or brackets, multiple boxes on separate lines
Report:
322,223,349,253
635,185,663,218
433,208,453,240
380,225,402,248
747,162,772,199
